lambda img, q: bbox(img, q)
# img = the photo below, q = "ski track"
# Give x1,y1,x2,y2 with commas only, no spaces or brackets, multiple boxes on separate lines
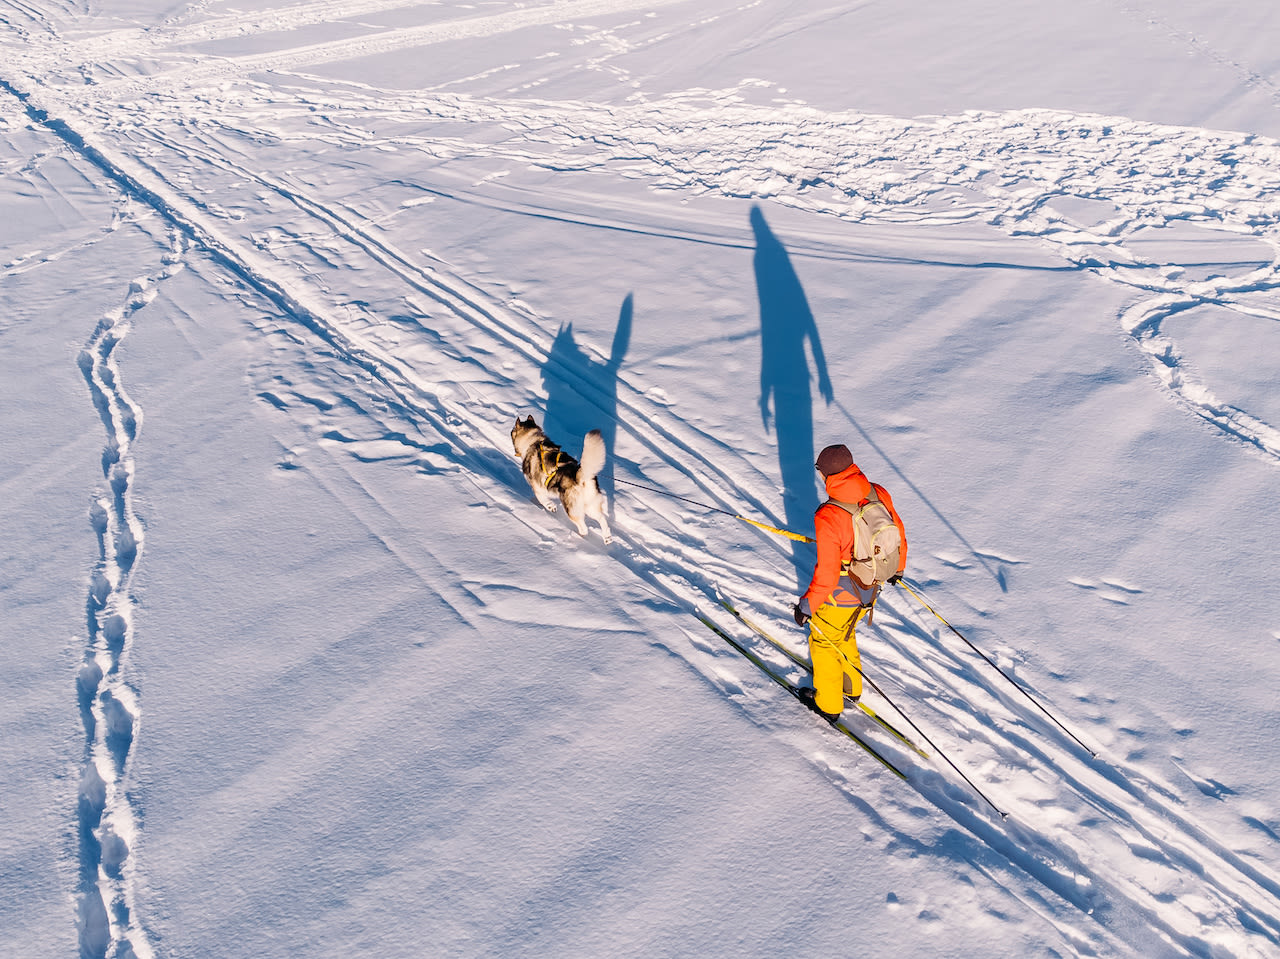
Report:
9,0,703,94
718,586,1280,958
20,61,1277,463
5,5,1280,956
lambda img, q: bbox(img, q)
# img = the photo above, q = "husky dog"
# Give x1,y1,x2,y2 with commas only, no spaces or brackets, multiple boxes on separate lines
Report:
511,415,612,543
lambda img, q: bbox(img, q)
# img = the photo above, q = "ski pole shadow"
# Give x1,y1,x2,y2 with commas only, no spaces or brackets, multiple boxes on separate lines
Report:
541,294,633,492
834,397,1005,590
752,205,833,588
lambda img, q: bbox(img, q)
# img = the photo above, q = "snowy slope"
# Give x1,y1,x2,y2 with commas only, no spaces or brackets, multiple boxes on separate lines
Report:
3,1,1280,957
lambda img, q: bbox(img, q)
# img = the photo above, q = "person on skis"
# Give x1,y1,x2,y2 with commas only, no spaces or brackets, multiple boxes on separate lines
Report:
794,444,907,722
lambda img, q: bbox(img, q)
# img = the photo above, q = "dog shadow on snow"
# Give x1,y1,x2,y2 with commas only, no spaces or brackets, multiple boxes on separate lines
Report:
751,205,833,588
539,293,632,494
521,212,828,577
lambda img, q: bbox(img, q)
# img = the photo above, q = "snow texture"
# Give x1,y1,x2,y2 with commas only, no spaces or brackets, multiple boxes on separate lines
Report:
3,1,1280,957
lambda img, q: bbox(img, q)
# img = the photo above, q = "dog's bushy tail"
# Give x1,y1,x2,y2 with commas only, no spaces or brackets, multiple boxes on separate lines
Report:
578,430,607,484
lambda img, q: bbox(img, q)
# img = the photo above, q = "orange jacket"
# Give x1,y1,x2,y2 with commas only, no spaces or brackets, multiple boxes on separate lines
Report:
801,463,907,611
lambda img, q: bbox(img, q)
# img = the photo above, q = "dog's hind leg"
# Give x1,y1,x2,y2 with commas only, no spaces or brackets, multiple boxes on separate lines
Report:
592,507,612,544
567,506,590,538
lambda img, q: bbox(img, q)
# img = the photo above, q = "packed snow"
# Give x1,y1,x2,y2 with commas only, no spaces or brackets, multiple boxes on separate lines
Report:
3,1,1280,956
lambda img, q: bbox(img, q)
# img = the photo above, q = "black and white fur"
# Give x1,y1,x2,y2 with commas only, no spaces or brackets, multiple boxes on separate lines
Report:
510,415,612,543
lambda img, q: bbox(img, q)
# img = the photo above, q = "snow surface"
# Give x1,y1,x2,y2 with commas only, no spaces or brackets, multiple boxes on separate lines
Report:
3,0,1280,956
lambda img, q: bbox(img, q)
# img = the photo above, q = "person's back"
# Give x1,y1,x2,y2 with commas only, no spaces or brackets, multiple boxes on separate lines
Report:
794,445,907,721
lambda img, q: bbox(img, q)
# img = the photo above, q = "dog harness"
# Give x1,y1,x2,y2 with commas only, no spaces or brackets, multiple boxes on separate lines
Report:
537,445,575,487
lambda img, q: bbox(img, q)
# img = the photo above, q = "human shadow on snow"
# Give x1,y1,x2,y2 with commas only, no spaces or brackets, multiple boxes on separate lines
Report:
751,205,832,587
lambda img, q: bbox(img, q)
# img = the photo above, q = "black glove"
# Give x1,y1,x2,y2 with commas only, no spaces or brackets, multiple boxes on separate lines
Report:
792,603,810,627
887,573,904,586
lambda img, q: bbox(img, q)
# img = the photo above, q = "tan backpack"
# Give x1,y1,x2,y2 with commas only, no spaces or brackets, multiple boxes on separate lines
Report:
827,486,902,586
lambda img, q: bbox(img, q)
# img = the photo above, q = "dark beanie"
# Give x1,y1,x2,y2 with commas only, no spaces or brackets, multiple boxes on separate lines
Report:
815,444,855,476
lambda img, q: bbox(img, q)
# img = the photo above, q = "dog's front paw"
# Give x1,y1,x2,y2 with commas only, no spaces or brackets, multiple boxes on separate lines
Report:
602,535,613,545
544,503,557,513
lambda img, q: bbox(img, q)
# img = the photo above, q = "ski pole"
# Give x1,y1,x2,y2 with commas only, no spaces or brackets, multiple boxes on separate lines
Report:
832,640,1009,820
895,579,1097,759
614,478,814,543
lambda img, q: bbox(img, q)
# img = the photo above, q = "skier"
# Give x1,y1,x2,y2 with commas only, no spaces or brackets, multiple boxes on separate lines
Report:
793,444,907,722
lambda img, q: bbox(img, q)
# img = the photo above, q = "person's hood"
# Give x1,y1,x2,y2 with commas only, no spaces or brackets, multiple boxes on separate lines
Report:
824,463,872,502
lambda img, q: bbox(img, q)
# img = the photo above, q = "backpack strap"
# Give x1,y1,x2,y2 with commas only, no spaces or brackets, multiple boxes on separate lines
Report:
824,488,883,564
821,494,885,621
825,481,880,514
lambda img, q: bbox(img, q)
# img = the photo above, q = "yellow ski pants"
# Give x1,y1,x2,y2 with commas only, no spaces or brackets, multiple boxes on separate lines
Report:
808,602,869,716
